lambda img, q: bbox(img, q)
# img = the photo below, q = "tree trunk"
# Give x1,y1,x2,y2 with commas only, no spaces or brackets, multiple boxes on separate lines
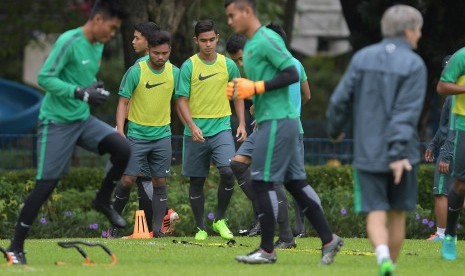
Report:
283,0,297,45
119,0,198,135
120,0,150,69
120,0,197,70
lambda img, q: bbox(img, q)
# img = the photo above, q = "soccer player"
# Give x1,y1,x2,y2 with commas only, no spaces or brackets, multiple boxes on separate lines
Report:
225,0,343,265
115,30,179,238
108,21,160,238
132,22,161,62
437,44,465,259
226,27,311,247
226,33,261,237
176,19,246,241
266,22,311,243
424,55,454,241
6,0,129,265
327,5,426,275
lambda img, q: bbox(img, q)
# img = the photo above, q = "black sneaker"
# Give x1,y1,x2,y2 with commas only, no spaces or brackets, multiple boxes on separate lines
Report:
105,226,119,239
6,249,27,265
238,220,261,237
153,230,166,238
247,220,261,237
92,199,126,228
321,234,344,265
274,238,297,249
236,248,277,264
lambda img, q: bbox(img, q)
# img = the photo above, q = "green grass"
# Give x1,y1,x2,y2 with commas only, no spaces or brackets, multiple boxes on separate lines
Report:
1,237,465,275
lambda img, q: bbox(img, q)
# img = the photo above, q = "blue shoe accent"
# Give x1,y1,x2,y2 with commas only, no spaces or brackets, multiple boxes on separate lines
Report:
442,235,457,260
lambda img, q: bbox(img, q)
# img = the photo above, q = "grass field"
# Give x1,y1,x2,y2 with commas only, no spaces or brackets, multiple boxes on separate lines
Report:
1,236,464,275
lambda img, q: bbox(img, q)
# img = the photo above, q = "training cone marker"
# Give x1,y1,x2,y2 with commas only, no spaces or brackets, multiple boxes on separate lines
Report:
131,210,151,239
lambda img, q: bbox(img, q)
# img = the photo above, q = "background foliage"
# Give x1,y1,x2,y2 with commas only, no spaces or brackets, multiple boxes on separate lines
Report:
3,0,464,138
0,165,459,240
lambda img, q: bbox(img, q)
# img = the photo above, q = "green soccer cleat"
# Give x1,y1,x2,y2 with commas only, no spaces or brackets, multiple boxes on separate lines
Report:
379,258,395,276
212,219,234,240
442,234,457,260
195,228,208,240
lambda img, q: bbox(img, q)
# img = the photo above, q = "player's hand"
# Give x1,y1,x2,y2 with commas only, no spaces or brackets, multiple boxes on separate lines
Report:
438,160,450,174
236,124,247,142
424,149,434,162
189,123,205,143
226,82,235,100
74,81,110,105
232,78,265,100
251,120,257,132
249,104,255,116
389,159,412,185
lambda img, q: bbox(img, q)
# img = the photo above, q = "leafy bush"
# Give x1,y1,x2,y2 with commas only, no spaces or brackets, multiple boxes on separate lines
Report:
0,165,460,239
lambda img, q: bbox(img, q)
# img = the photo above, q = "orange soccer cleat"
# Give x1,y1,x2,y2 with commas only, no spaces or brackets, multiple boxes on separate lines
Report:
161,208,180,235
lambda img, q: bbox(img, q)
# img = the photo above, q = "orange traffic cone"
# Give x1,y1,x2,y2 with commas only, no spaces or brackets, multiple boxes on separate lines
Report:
130,210,151,239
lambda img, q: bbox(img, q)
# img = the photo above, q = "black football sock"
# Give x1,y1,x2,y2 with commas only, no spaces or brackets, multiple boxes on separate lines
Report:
216,166,235,219
285,180,332,245
253,180,278,253
152,185,168,232
445,188,465,237
10,179,58,251
274,184,293,242
137,177,153,231
113,181,131,215
189,177,206,230
96,133,130,203
231,160,259,217
231,160,255,200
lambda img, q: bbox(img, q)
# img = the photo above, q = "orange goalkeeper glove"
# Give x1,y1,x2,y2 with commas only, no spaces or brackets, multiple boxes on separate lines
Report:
232,78,265,100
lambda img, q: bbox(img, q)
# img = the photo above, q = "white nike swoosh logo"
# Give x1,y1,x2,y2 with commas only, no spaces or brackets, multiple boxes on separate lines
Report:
251,171,260,176
82,59,90,65
20,222,31,228
190,195,201,200
160,198,168,201
225,187,234,191
165,170,170,173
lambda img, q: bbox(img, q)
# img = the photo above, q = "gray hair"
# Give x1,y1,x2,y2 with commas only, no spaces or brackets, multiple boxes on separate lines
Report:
381,5,423,38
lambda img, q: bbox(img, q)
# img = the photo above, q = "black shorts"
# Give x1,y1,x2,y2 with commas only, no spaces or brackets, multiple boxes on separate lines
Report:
353,166,418,213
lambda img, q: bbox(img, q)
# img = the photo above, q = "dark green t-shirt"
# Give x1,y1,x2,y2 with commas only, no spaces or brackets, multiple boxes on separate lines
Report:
38,27,103,122
243,26,298,123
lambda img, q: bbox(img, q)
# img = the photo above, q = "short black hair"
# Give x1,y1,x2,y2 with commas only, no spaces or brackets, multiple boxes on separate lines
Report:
148,30,171,48
134,22,160,39
90,0,128,20
194,19,217,37
266,23,287,42
224,0,256,11
226,34,246,54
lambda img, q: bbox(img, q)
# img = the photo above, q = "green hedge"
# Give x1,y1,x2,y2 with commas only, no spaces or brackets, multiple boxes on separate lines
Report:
0,165,460,239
